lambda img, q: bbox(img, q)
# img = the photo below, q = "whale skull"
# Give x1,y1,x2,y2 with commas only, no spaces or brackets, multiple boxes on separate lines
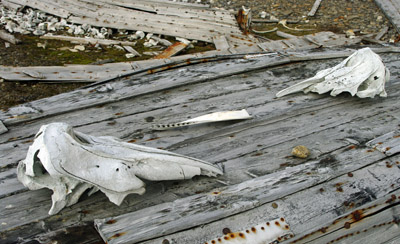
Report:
17,123,223,215
276,48,389,98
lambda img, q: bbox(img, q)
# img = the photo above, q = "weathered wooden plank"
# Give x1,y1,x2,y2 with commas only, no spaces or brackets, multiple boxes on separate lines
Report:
213,35,230,51
384,235,400,244
0,120,7,135
143,158,400,244
0,170,24,198
366,130,400,156
3,47,399,126
0,53,286,125
66,15,240,43
40,35,137,46
7,0,244,45
0,30,21,44
153,42,187,59
1,51,400,243
276,30,296,39
374,0,400,32
95,148,400,243
258,32,362,52
308,0,322,17
1,0,23,10
100,0,211,10
375,26,389,40
305,31,362,47
1,48,399,141
2,96,400,242
0,63,135,82
96,0,232,23
7,0,71,18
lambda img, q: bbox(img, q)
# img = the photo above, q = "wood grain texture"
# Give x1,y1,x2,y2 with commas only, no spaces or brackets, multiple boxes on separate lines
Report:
0,49,399,243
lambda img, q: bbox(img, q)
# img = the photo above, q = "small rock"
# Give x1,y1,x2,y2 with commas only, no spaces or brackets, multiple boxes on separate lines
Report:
113,45,124,51
33,29,46,36
146,33,153,40
176,37,190,45
5,42,10,48
37,22,47,30
37,42,46,49
345,29,356,38
144,39,158,47
135,30,145,39
74,45,85,51
68,48,78,52
143,51,162,56
270,15,279,21
74,26,85,35
125,53,136,58
260,11,267,18
291,145,310,159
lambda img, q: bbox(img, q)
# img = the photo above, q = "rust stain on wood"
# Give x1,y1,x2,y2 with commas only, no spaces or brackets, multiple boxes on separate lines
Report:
154,42,188,59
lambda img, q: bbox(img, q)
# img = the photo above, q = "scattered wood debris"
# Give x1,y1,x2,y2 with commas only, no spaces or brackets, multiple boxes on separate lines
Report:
258,31,361,52
0,30,21,44
375,26,389,40
374,0,400,32
153,42,188,59
0,120,7,135
308,0,323,17
40,35,137,46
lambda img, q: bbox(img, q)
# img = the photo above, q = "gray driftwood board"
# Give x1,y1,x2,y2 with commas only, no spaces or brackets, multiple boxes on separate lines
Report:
1,47,400,243
374,0,400,32
4,0,255,45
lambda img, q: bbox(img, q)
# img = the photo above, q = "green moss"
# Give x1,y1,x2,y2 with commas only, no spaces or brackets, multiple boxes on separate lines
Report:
6,34,215,67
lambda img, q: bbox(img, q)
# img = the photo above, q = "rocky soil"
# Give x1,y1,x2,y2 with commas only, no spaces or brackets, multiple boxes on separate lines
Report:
0,0,398,110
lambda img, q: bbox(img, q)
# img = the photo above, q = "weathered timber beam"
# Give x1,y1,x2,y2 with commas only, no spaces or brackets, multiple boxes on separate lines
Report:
1,47,399,127
0,30,21,44
94,145,394,243
143,156,400,244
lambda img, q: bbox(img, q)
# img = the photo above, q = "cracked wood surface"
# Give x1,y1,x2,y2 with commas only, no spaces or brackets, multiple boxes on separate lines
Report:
0,48,400,243
4,0,252,44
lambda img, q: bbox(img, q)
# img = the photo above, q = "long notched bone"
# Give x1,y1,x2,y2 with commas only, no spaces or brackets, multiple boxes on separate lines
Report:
17,123,223,215
276,47,389,98
205,217,293,244
153,109,252,130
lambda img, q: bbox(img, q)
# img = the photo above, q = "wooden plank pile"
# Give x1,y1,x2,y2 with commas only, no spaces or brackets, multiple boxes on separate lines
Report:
0,31,363,83
258,31,362,52
2,0,257,46
1,47,400,243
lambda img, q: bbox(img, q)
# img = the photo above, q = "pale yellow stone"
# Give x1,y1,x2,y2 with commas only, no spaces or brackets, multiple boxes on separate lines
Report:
291,145,310,159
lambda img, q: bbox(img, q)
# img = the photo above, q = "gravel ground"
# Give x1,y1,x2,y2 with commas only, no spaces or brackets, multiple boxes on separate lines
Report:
209,0,398,41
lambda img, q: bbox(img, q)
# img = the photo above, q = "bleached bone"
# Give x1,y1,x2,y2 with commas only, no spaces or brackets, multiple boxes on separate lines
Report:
17,123,223,215
276,48,389,98
153,109,252,130
205,217,293,244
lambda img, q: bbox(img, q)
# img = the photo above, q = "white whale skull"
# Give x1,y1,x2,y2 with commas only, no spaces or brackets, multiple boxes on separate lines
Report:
276,48,389,98
17,123,223,215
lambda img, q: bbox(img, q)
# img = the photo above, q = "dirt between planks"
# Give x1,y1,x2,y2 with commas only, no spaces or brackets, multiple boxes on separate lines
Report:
0,0,398,111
